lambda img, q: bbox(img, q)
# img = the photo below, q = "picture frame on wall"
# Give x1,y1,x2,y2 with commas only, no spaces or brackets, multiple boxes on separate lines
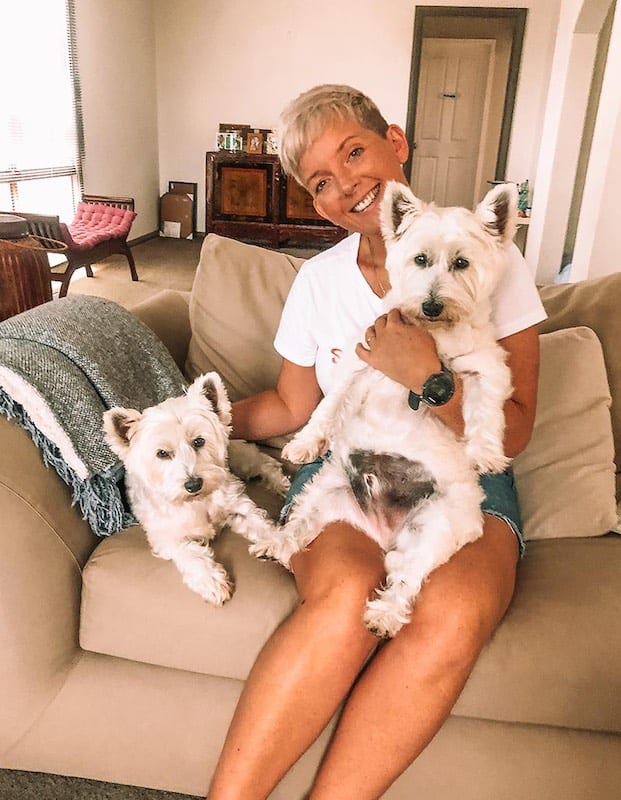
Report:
245,131,264,154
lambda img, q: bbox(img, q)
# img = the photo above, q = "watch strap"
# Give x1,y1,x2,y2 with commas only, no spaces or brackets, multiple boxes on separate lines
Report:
408,363,454,410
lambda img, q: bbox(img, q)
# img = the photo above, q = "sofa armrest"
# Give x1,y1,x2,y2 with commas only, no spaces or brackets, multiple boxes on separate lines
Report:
131,289,191,374
0,415,98,752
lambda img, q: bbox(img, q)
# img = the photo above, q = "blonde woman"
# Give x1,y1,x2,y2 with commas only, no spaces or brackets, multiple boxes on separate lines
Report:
208,84,545,800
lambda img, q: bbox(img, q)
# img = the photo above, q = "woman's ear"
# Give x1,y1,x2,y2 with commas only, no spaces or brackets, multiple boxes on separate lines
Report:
386,124,409,164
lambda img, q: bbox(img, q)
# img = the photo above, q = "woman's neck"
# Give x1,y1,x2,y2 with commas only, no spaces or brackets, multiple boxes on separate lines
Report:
358,234,390,298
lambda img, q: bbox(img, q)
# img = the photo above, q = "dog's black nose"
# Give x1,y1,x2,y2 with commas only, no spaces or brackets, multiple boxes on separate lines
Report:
422,298,444,318
184,476,203,495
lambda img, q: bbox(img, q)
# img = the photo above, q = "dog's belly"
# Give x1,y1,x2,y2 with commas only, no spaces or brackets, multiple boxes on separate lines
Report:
344,450,436,550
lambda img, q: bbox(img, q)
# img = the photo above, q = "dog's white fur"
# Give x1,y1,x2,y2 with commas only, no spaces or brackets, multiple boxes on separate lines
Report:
252,181,516,637
103,373,289,605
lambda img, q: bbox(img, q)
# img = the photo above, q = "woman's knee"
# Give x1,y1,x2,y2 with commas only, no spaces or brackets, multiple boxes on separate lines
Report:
438,601,496,668
399,530,518,674
292,523,385,641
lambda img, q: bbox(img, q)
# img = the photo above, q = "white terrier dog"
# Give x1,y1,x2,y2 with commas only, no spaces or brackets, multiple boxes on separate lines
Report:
103,372,289,605
254,181,517,638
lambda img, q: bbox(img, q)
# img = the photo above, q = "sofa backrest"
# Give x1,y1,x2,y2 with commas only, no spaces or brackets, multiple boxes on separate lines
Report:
185,234,621,502
539,273,621,498
186,234,303,402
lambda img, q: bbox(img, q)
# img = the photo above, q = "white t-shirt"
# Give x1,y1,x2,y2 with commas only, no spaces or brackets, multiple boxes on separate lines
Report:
274,232,547,396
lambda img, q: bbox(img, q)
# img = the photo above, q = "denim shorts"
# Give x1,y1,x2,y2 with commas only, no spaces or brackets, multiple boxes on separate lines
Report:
279,454,525,558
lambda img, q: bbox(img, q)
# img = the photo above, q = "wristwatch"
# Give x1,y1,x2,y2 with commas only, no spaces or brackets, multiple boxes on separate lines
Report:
408,364,455,410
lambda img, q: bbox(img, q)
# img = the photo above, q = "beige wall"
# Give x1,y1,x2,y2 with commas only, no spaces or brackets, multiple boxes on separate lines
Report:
524,0,618,282
75,0,621,283
151,0,560,236
74,0,159,240
75,0,558,240
569,0,621,281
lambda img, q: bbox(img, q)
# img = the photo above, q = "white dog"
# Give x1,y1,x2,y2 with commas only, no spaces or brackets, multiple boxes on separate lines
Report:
254,181,517,638
103,372,290,605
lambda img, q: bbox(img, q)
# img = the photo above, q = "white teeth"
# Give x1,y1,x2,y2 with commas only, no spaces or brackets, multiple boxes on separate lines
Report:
352,186,379,212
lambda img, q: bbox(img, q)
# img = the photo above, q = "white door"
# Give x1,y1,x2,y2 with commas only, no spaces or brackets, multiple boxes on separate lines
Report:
411,38,495,208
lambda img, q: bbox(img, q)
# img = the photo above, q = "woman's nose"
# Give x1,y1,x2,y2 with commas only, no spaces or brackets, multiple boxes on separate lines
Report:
335,168,357,196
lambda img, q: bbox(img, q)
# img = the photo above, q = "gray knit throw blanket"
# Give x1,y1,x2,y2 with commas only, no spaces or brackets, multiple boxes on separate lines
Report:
0,295,187,536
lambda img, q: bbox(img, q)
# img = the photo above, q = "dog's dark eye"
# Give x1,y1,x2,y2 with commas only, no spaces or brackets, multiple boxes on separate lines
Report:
192,437,205,449
156,449,171,460
453,256,469,270
414,253,429,267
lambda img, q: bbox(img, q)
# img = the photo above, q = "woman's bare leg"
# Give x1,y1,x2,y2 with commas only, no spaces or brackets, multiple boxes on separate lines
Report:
207,522,385,800
308,514,518,799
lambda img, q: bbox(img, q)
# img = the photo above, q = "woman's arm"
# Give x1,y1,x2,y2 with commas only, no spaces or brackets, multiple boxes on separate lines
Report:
355,311,540,459
231,359,323,441
498,325,539,457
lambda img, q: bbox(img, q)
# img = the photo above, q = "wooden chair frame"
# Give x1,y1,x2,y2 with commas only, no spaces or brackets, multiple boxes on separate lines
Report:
15,195,138,298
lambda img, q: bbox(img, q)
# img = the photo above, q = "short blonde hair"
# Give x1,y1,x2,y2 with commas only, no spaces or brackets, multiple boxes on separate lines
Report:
278,84,389,186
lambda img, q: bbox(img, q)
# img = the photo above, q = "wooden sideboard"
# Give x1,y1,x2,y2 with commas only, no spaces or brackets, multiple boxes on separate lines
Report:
205,151,346,247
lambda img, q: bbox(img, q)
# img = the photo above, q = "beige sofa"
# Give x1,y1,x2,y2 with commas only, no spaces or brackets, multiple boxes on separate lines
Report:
1,233,620,799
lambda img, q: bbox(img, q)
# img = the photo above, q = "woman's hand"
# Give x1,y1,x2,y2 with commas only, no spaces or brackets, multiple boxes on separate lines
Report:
355,309,441,393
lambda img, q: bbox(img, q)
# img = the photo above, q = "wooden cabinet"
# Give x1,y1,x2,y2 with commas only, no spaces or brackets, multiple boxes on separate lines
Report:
205,151,346,247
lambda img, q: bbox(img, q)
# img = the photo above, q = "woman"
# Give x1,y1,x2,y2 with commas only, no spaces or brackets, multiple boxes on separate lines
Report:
208,84,546,800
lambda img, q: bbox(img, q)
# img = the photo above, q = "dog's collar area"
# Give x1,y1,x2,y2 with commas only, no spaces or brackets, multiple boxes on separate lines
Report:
408,364,455,410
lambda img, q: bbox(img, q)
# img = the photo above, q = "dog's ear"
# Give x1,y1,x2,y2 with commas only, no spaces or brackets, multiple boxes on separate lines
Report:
189,373,232,426
475,183,518,244
102,407,142,458
380,180,425,243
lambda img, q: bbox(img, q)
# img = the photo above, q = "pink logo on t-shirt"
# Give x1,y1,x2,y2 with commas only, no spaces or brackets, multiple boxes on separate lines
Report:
330,348,342,364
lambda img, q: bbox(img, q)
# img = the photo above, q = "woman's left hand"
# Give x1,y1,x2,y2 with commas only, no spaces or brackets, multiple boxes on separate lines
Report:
355,308,442,393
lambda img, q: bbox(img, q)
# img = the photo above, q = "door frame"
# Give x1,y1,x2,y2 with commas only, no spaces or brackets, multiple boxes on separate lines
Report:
404,6,527,185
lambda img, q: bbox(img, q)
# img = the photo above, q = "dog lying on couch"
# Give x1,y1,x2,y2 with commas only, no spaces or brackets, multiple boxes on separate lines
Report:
0,232,620,799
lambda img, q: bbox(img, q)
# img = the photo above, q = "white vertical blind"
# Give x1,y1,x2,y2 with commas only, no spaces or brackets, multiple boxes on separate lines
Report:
0,0,83,220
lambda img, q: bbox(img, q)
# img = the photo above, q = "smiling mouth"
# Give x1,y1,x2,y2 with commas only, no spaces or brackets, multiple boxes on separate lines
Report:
351,185,380,213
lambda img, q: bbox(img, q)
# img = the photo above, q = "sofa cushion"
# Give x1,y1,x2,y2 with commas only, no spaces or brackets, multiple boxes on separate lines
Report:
68,202,136,249
454,536,621,734
80,516,621,734
80,481,298,682
539,272,621,499
185,234,304,401
513,326,618,541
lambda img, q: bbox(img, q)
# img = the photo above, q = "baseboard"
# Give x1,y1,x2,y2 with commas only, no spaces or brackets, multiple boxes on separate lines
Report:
128,231,205,247
128,231,159,246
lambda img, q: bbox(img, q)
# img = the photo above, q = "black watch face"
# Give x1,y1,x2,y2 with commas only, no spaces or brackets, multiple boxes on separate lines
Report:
422,371,454,406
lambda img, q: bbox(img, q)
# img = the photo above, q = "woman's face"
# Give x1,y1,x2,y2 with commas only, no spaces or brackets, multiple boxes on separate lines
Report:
298,117,410,237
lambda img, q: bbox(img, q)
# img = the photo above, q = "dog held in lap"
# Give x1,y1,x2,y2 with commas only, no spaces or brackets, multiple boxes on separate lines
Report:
255,181,517,638
103,373,289,605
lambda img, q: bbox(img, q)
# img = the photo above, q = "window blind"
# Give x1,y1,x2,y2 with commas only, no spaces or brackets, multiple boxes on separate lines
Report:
0,0,84,220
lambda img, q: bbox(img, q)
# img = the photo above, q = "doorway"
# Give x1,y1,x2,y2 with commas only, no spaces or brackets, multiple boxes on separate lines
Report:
405,7,527,207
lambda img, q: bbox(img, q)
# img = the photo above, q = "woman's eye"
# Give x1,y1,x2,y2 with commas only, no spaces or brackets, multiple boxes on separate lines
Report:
156,449,171,460
414,253,429,267
192,437,205,449
349,146,363,160
453,257,469,270
314,179,327,195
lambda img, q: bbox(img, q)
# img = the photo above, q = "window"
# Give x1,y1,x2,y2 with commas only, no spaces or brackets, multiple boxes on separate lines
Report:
0,0,84,222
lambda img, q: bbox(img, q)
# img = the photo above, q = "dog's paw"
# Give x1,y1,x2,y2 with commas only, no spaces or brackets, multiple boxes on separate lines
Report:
282,436,328,465
363,598,409,639
181,561,233,605
248,534,299,571
471,449,511,475
228,441,291,496
260,463,291,497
